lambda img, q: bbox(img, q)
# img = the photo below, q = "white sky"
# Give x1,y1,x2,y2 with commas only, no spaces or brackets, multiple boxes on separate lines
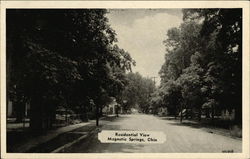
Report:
107,9,183,85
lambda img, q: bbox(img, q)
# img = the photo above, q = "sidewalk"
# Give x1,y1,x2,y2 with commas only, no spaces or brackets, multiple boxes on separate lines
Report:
8,121,92,153
158,116,242,139
7,115,116,153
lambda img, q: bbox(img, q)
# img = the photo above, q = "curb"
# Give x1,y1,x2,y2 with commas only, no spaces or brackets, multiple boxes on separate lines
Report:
51,126,100,153
203,127,242,140
51,134,88,153
158,116,242,140
43,115,113,153
50,122,107,152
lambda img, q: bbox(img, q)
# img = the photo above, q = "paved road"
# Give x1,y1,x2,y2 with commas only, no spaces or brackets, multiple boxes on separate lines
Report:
64,114,242,153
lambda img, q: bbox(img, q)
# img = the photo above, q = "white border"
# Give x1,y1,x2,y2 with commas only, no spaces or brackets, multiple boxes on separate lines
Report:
1,1,249,159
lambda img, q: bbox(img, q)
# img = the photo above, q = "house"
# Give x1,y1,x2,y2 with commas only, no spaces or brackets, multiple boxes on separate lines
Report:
7,100,30,118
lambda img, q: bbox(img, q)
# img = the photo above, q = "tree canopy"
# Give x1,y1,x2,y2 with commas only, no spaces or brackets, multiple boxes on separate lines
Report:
7,9,134,129
153,9,242,124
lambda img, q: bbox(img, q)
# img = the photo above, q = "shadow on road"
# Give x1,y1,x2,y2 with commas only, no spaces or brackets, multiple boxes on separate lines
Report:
158,116,177,121
167,122,202,129
101,115,129,122
61,115,145,153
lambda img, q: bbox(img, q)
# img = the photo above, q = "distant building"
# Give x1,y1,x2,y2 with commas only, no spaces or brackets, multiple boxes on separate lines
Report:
103,97,123,114
158,107,168,116
221,109,235,120
7,100,13,117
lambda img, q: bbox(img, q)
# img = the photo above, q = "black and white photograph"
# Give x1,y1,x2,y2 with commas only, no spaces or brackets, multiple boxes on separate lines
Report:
1,1,249,159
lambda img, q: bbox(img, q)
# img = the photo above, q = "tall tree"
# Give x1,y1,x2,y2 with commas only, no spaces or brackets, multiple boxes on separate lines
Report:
159,9,242,125
7,9,134,130
183,9,242,124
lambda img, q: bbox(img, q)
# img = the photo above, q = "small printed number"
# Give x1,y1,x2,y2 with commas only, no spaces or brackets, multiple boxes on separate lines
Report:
222,150,234,153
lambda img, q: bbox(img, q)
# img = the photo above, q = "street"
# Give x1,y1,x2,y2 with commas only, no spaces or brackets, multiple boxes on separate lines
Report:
4,8,246,158
63,114,242,153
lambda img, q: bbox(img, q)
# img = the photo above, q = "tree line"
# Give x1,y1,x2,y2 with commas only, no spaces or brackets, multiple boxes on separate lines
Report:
150,9,242,125
121,72,155,113
7,9,135,131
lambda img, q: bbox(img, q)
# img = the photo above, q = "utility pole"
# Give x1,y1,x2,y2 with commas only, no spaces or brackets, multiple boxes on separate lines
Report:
180,56,185,123
150,76,157,86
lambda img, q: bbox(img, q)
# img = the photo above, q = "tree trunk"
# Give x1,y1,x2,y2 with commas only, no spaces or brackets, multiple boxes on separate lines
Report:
80,106,88,122
30,95,55,131
65,105,68,125
30,95,43,133
15,102,25,122
96,105,99,126
205,109,210,118
198,108,202,121
99,107,103,117
234,106,242,125
180,106,183,123
174,106,177,119
115,106,119,117
46,101,56,129
211,105,214,121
